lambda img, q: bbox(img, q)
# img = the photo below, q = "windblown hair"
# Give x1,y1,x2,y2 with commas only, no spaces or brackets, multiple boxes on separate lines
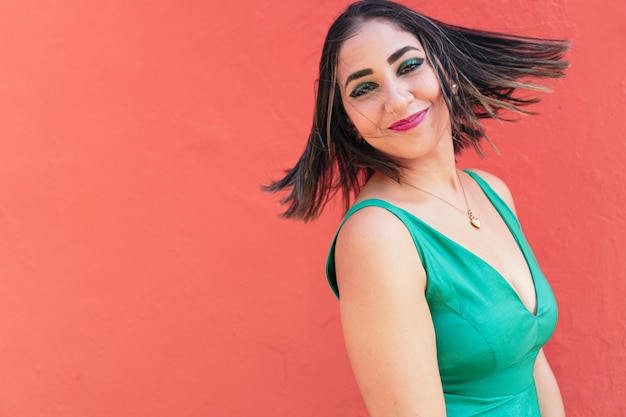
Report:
265,0,569,221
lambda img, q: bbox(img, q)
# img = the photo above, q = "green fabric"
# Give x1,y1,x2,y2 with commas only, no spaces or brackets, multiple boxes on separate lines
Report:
326,170,558,416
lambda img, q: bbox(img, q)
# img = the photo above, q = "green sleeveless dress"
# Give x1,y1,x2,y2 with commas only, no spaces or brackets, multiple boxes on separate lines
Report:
326,171,558,416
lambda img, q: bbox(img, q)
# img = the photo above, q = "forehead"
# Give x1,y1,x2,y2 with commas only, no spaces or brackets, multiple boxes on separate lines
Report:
338,20,423,74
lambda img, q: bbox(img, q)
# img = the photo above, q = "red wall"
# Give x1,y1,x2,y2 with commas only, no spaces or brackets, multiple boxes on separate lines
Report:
0,1,624,416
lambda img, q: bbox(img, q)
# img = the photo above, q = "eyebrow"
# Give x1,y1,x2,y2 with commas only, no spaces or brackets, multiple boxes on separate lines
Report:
387,46,420,65
343,45,421,89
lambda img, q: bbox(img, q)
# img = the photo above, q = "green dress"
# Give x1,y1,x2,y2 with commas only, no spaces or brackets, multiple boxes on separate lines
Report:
326,171,558,416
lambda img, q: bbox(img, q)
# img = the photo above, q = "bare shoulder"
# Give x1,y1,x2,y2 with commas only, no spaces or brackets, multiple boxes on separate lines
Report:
335,205,426,297
466,169,518,215
337,204,409,245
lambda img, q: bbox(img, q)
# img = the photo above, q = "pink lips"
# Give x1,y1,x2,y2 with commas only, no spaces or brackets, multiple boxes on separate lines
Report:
388,109,429,131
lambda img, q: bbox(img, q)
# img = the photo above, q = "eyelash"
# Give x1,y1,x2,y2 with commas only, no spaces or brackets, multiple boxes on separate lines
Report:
349,57,424,98
398,57,424,75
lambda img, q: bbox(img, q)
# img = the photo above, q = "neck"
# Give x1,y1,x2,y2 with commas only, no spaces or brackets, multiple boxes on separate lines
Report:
399,155,461,193
395,126,460,189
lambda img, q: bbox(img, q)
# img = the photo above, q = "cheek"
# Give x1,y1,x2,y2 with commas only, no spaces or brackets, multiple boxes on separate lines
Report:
343,99,381,133
342,100,364,129
422,79,444,102
345,106,365,128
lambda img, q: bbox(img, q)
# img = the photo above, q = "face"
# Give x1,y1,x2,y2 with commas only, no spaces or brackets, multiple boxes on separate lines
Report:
337,20,452,161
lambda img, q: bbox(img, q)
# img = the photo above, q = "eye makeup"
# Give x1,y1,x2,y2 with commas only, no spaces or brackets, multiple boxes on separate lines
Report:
398,57,424,75
349,82,377,98
347,56,425,98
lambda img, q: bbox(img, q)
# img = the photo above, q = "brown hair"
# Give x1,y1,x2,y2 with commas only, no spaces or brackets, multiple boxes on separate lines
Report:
265,0,569,221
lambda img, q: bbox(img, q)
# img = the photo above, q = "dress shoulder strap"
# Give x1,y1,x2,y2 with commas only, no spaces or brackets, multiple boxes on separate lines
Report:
463,170,521,232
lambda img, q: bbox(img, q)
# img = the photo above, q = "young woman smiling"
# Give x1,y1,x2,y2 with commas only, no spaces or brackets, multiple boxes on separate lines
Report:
266,1,569,416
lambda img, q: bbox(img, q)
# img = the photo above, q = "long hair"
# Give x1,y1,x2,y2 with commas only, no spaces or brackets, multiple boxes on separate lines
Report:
265,0,569,221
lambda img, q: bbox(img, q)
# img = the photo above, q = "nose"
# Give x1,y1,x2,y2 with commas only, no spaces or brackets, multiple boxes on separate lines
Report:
383,82,412,113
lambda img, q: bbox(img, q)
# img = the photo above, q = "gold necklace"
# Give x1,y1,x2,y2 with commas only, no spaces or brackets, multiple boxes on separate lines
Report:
402,171,482,229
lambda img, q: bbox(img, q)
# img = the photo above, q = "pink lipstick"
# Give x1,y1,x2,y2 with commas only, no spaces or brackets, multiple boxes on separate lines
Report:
388,109,429,132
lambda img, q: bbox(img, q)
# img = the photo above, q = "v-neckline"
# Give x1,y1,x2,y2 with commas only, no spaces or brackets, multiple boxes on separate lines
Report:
354,174,540,318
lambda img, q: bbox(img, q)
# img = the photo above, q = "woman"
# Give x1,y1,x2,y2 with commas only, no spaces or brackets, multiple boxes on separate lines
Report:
266,1,568,415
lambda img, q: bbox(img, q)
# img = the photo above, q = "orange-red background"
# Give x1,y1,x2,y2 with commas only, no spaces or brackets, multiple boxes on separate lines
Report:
0,1,624,416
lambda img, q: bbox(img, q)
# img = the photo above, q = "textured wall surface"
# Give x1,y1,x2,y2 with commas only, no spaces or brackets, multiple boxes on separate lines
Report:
0,0,624,416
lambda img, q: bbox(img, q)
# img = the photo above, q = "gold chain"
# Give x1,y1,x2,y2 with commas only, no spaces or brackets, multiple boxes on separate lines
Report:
402,171,482,229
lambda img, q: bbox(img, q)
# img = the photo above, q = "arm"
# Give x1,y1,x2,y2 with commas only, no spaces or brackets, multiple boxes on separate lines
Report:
534,349,566,416
335,207,446,417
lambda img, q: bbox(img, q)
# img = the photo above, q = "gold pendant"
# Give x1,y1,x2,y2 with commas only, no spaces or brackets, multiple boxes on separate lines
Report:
468,210,481,229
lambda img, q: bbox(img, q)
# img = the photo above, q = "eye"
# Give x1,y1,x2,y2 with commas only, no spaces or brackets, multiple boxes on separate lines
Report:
349,82,378,98
398,57,424,75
